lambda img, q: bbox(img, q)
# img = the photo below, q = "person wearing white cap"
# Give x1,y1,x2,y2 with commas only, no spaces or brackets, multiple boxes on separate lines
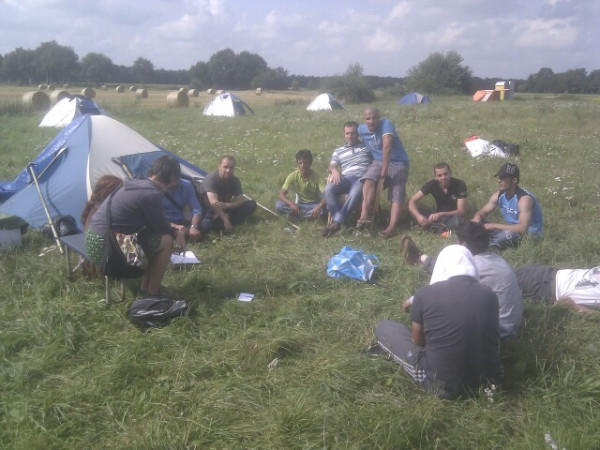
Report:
373,245,501,399
472,162,543,249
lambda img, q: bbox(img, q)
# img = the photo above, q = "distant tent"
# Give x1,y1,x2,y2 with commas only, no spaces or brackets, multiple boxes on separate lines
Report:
39,95,105,128
472,90,499,102
306,93,344,111
202,92,254,117
0,115,206,230
398,92,430,105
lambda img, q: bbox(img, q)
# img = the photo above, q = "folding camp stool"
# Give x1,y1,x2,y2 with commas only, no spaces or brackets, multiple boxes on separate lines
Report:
59,233,125,305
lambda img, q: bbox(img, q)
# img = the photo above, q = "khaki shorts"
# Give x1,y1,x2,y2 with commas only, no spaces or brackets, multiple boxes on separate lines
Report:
361,161,409,203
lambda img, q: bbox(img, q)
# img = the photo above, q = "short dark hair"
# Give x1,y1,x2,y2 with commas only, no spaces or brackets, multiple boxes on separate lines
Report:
344,121,358,129
295,149,313,164
456,221,489,255
434,162,450,172
147,155,181,185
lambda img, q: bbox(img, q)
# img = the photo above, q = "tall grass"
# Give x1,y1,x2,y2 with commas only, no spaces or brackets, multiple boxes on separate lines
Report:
1,88,599,448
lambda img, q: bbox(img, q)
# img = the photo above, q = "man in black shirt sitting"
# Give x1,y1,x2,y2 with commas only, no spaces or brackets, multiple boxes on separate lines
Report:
408,162,467,233
373,245,501,399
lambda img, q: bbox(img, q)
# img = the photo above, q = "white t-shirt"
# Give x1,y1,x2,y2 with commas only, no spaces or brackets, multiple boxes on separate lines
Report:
555,267,600,308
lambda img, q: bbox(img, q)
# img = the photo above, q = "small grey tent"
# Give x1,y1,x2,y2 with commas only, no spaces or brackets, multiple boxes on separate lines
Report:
306,93,344,111
202,92,254,117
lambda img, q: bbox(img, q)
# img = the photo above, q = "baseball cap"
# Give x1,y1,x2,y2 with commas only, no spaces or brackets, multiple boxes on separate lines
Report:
495,162,519,178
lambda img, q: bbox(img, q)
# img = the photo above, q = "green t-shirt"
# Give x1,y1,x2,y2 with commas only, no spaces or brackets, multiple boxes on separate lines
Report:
281,169,322,203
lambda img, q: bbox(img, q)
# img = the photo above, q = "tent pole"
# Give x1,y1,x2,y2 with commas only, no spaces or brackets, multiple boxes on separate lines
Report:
27,163,64,254
37,146,68,180
243,194,300,231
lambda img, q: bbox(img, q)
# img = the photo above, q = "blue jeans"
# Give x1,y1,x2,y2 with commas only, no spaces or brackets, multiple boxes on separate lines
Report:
323,175,362,224
275,200,324,219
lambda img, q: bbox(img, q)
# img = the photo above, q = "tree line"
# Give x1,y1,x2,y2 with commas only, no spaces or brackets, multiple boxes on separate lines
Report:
1,41,599,96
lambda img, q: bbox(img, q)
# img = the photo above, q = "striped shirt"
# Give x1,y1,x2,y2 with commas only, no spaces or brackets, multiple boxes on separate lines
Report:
330,143,372,178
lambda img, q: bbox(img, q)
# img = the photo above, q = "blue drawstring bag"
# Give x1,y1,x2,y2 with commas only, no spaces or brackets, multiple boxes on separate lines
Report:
326,246,379,282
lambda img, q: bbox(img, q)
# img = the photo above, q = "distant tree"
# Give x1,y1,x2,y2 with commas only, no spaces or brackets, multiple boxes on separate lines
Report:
132,57,154,84
35,41,79,84
406,50,472,94
81,52,114,84
587,70,600,94
556,68,587,93
207,48,237,89
326,63,375,103
154,68,190,85
526,67,556,92
234,51,268,89
251,67,290,90
190,61,211,89
2,47,37,84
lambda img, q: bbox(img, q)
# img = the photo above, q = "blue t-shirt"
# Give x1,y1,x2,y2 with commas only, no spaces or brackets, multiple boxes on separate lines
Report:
162,178,203,224
357,118,409,166
498,187,543,234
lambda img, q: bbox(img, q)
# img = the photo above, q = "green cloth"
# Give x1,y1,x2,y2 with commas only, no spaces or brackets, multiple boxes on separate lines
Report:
281,169,322,203
85,230,162,270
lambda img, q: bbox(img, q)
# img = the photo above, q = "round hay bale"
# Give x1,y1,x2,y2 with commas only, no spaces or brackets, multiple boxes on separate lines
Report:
188,88,199,97
48,84,56,91
22,91,50,110
216,89,224,94
38,84,47,90
50,89,70,104
206,88,215,94
81,87,96,98
256,87,262,95
129,85,136,92
135,88,148,98
115,85,124,93
166,90,189,108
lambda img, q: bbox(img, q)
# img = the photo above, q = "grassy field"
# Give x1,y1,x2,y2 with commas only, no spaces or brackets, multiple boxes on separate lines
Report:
1,85,600,449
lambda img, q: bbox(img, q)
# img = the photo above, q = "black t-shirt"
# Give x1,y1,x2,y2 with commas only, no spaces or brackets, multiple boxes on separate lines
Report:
420,178,467,212
411,275,500,399
201,171,242,202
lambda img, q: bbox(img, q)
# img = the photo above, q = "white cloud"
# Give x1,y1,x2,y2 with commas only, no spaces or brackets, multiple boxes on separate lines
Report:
516,18,577,48
387,1,412,21
364,29,404,52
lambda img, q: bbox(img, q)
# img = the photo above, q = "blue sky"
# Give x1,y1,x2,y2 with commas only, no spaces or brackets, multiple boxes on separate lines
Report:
1,0,598,78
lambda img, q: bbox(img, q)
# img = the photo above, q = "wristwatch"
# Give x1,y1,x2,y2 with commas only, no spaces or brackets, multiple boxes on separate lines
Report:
190,224,200,230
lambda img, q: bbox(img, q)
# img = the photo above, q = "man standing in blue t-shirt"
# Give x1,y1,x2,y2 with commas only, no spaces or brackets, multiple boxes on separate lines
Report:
357,107,410,238
472,162,543,249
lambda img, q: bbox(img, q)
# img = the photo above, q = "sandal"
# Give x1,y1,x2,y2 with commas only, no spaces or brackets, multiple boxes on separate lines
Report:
355,218,373,230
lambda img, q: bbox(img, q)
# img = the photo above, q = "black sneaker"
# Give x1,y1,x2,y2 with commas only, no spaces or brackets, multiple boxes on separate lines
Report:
363,342,385,355
321,221,341,237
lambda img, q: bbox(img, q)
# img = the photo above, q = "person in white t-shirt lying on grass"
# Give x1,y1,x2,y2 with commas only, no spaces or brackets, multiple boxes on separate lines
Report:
514,264,600,313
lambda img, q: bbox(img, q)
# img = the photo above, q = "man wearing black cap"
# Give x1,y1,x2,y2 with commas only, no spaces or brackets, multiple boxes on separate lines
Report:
472,162,543,249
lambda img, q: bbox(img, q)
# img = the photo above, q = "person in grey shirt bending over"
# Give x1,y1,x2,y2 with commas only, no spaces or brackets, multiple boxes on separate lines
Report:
401,220,523,339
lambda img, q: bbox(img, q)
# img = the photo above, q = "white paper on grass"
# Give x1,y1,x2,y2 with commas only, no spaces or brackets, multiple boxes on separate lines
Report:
170,250,201,264
237,292,255,302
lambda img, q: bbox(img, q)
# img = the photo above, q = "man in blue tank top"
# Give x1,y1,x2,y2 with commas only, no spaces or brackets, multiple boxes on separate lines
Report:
472,162,543,249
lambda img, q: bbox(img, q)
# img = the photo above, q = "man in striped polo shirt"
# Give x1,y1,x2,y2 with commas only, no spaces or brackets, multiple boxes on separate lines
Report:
322,121,372,237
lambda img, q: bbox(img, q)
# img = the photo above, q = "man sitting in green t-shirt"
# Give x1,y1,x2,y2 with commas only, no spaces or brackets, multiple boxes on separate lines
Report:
276,149,325,219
